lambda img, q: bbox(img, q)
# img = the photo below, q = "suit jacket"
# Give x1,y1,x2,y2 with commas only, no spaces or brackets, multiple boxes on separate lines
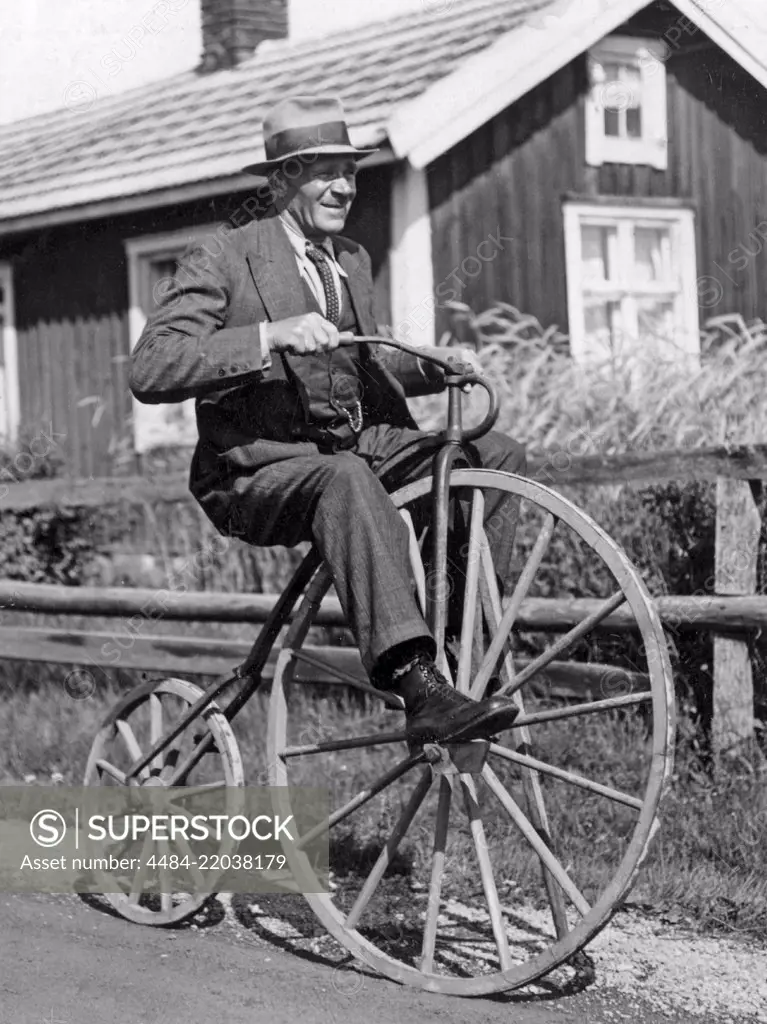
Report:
129,209,446,503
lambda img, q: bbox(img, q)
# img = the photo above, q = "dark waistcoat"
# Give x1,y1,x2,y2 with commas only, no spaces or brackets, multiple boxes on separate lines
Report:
268,275,366,448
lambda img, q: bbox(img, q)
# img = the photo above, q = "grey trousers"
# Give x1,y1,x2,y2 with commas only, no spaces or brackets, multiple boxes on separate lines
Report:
226,423,526,673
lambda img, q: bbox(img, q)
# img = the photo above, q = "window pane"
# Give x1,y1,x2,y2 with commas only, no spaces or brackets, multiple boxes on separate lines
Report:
145,257,180,313
621,65,641,105
634,227,673,283
637,298,676,345
600,62,642,139
584,299,623,356
604,107,620,137
581,225,618,282
602,64,633,109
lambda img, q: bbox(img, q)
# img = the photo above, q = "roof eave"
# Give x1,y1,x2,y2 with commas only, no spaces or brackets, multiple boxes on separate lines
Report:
0,144,398,238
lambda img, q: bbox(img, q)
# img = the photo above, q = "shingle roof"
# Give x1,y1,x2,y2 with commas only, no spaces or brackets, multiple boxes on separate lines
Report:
0,0,553,229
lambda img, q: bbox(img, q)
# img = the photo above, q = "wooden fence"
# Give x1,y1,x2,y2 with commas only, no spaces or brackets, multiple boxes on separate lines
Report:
2,443,766,753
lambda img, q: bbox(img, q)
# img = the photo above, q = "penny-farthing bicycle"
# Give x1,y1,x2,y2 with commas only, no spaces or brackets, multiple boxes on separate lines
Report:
84,337,675,997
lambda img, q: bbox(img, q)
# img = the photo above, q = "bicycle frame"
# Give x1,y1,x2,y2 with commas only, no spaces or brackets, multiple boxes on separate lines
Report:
122,337,499,784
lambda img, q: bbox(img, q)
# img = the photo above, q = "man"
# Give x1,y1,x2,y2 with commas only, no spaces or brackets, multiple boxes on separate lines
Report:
130,96,526,744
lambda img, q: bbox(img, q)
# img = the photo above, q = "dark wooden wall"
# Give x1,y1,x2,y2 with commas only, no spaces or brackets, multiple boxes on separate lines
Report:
428,3,767,340
0,164,392,476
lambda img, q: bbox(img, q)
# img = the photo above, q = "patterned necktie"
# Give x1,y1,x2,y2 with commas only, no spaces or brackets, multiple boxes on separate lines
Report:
304,241,340,325
305,241,362,434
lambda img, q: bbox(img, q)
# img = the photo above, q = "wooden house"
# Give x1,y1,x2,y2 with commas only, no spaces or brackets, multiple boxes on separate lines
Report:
1,0,766,474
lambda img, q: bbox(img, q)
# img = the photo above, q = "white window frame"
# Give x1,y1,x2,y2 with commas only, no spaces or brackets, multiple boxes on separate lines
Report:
125,225,218,454
586,35,669,170
0,262,20,443
563,201,700,364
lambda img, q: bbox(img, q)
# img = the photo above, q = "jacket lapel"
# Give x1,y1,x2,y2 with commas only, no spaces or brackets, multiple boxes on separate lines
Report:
245,213,307,322
337,247,377,336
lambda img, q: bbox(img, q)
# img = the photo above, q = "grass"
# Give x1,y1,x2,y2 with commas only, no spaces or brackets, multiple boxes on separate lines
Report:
414,303,767,452
2,676,765,945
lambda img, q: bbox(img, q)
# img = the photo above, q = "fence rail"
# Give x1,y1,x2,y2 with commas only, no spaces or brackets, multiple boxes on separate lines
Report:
2,581,767,633
0,626,649,702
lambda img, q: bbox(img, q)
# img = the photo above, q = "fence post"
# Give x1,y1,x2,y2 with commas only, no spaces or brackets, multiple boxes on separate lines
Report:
712,477,760,754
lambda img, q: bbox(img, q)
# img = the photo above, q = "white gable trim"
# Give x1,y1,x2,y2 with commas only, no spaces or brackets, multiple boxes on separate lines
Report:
388,0,767,170
672,0,767,93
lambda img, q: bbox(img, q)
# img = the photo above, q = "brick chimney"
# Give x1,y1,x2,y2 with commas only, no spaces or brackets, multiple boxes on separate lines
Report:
199,0,288,72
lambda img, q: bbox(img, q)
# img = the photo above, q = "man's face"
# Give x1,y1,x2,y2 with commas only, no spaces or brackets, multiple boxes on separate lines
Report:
279,155,358,238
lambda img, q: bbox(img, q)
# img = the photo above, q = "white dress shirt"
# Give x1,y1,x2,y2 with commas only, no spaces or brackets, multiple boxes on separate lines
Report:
258,217,349,372
279,214,348,314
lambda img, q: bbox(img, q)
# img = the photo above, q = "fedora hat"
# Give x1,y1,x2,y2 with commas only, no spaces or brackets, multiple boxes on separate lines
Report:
242,96,379,176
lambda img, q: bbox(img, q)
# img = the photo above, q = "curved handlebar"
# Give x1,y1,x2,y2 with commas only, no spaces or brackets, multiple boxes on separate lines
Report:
460,375,499,444
348,335,500,444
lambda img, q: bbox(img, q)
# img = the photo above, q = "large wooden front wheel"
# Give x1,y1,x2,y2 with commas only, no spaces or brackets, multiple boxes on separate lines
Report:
266,469,675,995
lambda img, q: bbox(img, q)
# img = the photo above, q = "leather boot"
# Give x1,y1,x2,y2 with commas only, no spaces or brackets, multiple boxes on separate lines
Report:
389,652,519,744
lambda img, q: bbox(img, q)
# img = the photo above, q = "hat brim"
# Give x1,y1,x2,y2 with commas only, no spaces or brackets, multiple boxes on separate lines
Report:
242,143,379,177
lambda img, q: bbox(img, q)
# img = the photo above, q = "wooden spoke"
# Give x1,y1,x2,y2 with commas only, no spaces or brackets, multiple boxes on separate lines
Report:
472,589,485,679
155,838,175,913
148,694,164,774
482,765,591,917
295,752,425,851
420,776,452,973
159,745,183,784
345,769,432,931
460,775,513,971
498,591,629,698
116,720,150,781
158,855,172,914
456,490,485,694
471,514,556,701
95,759,127,785
128,831,154,904
290,650,403,709
401,508,427,614
280,730,406,759
515,691,651,729
475,548,570,939
490,744,643,811
472,537,518,699
170,829,209,892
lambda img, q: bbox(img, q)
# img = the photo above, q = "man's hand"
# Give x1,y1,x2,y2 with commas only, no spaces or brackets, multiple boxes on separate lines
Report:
446,347,483,377
265,313,354,356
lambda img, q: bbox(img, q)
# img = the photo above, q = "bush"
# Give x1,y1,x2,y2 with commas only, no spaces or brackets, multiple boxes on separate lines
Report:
0,507,96,585
0,428,96,585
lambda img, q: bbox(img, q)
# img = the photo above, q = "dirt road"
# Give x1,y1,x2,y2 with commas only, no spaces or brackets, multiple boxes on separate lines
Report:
2,892,763,1024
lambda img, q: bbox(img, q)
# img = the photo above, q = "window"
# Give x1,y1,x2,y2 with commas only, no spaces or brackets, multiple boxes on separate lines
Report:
563,202,699,365
586,36,669,170
125,226,218,454
0,262,19,442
